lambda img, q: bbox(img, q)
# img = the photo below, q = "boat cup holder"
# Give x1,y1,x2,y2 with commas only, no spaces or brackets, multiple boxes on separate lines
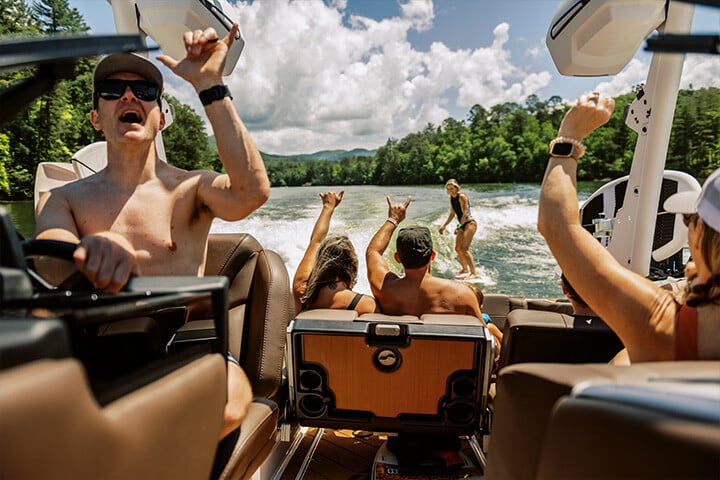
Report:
299,369,323,391
298,392,327,418
444,400,477,426
442,371,479,427
296,366,331,418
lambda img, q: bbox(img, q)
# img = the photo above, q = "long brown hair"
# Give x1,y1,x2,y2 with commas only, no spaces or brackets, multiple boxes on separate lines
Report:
300,234,358,305
682,216,720,306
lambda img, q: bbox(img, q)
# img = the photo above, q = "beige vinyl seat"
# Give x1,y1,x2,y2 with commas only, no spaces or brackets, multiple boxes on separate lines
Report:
536,378,720,480
0,206,228,479
175,233,294,480
482,293,528,332
485,361,720,480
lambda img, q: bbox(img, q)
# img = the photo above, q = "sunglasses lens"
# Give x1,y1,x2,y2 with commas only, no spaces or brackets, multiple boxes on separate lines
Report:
130,82,158,101
97,80,159,102
98,80,125,100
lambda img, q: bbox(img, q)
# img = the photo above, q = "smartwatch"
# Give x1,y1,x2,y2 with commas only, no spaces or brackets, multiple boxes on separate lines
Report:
550,142,574,157
199,85,233,106
549,137,586,159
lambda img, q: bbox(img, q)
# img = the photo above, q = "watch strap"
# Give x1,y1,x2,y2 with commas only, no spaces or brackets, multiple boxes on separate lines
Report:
199,85,232,106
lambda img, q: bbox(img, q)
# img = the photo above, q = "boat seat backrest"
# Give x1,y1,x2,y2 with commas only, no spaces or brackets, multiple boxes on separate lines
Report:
485,361,720,480
175,233,292,479
482,294,527,331
497,309,624,370
0,356,227,480
536,380,720,480
295,310,486,327
203,233,293,400
525,298,573,315
295,309,358,321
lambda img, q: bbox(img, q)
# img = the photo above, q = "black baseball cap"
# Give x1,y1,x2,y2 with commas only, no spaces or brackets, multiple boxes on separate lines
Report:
396,226,433,269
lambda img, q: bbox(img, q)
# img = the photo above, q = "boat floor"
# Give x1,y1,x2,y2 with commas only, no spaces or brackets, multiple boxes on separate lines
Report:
280,428,483,480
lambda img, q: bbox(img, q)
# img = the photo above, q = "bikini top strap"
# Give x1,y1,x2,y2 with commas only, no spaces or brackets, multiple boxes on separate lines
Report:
346,292,364,311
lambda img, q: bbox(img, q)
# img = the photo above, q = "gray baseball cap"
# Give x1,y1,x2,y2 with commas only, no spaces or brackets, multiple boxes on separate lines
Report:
93,52,163,101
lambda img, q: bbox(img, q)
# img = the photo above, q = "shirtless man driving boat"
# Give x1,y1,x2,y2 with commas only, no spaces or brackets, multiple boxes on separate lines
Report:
33,25,268,439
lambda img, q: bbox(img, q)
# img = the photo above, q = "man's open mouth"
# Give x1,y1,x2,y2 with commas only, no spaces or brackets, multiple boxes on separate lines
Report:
119,110,142,123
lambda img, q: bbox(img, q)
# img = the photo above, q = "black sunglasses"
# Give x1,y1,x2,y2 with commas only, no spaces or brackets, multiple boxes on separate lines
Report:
97,79,160,102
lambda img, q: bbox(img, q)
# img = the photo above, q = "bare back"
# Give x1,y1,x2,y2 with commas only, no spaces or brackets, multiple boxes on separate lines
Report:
301,284,377,314
375,272,481,317
36,161,216,276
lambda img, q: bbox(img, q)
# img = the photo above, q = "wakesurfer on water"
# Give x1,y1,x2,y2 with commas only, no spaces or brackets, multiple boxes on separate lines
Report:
439,179,479,279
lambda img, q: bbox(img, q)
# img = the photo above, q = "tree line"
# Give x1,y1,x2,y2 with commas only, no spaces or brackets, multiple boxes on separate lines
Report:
266,87,719,186
2,1,718,200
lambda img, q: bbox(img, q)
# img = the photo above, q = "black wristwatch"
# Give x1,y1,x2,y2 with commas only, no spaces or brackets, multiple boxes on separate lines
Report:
199,85,233,106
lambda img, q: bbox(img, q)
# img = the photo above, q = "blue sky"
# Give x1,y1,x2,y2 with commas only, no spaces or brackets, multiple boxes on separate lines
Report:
69,0,719,155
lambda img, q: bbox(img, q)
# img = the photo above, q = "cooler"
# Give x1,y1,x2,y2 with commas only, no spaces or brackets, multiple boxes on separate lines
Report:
287,309,495,434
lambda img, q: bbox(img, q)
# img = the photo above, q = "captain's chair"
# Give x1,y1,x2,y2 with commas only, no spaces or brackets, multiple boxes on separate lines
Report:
174,233,294,479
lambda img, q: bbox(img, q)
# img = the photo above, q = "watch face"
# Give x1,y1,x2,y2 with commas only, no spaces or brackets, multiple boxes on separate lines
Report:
551,142,573,156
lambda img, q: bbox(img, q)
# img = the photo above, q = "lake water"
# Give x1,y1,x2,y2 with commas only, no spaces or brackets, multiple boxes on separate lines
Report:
3,182,601,299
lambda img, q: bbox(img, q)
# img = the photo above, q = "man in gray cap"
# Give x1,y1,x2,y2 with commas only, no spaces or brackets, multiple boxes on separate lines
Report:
34,24,266,439
366,196,490,322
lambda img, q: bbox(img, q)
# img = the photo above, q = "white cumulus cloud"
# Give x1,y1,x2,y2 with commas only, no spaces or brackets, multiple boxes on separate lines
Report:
186,0,553,154
166,0,717,155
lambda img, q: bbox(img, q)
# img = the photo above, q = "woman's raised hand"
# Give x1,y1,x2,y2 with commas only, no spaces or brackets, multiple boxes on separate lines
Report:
320,190,344,209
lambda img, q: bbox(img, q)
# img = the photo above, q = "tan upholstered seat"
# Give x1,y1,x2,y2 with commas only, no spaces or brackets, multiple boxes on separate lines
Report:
182,233,294,479
485,361,720,480
0,356,227,480
482,293,527,331
536,379,720,480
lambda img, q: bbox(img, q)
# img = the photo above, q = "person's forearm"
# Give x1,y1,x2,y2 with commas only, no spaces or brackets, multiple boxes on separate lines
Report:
368,221,396,257
33,228,81,284
538,157,581,242
310,205,335,244
206,98,270,209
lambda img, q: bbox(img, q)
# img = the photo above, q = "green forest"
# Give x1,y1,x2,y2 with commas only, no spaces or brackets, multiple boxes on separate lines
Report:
2,0,719,200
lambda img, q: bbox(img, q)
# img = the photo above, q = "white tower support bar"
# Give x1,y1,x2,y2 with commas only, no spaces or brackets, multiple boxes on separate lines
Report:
607,1,695,275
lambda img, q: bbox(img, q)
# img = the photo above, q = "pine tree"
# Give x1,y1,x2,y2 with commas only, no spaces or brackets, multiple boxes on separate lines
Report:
31,0,88,34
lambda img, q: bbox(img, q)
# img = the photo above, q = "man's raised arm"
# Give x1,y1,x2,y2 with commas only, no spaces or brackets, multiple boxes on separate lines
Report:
158,23,270,221
366,196,411,297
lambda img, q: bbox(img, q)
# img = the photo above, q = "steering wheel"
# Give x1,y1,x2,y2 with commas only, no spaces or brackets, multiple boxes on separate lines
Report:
22,239,95,291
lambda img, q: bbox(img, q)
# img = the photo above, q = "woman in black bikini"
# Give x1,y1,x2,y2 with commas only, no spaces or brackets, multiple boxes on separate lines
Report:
293,190,378,314
439,179,478,278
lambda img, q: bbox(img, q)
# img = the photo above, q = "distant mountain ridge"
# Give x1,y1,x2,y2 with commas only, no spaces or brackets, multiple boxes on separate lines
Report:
207,137,375,161
261,148,376,162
